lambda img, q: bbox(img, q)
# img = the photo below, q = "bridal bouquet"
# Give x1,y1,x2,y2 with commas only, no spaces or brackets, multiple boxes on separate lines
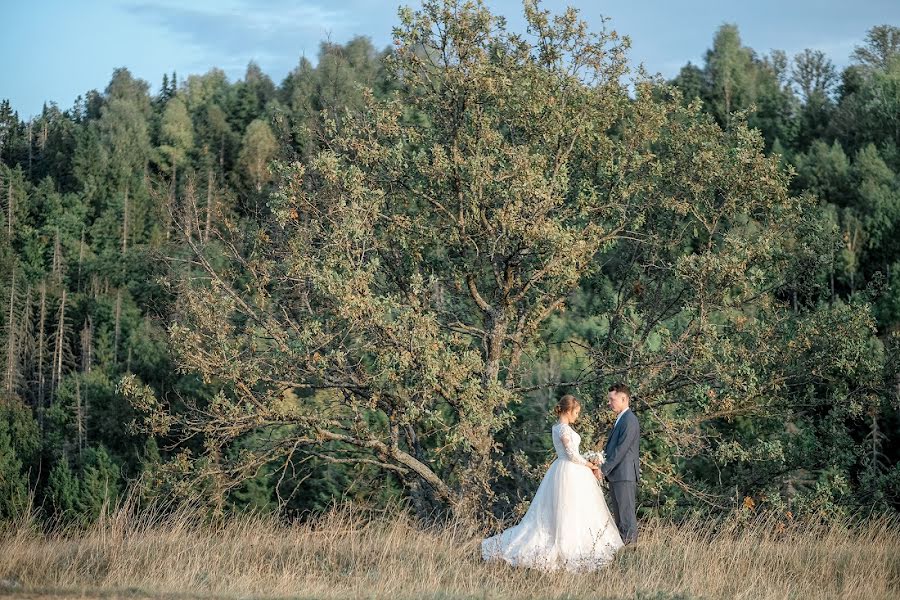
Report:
583,450,605,466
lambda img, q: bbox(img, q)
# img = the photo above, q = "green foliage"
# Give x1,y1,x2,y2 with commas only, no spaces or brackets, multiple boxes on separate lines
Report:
852,25,900,71
0,1,897,527
834,50,900,162
157,97,194,176
47,444,122,525
47,458,80,520
236,119,277,192
792,140,850,200
682,24,796,150
704,24,757,125
113,0,898,524
78,445,122,519
0,401,39,518
853,144,898,251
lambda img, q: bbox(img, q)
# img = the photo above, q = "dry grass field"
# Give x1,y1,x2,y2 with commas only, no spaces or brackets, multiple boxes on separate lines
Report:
1,500,898,600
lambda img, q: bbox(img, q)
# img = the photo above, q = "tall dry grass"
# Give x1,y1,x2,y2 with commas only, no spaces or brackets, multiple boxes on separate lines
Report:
1,497,898,600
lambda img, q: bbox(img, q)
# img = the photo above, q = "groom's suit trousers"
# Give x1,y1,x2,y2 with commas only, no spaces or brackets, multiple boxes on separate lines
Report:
607,480,638,544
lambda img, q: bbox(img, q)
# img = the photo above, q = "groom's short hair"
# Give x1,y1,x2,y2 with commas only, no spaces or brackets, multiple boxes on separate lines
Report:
608,382,631,400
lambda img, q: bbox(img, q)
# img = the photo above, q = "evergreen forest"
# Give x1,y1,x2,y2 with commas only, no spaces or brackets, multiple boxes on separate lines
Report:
1,1,898,526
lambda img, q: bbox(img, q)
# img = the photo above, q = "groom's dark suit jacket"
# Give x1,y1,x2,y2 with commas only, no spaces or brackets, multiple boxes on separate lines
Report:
602,409,640,482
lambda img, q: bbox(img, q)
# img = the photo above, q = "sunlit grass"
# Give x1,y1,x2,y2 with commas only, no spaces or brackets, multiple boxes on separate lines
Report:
1,497,897,599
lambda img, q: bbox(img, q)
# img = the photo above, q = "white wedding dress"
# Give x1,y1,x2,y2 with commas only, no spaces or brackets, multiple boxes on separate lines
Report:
482,422,623,572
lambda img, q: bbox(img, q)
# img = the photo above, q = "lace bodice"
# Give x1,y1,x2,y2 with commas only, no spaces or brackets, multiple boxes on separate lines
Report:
552,422,591,466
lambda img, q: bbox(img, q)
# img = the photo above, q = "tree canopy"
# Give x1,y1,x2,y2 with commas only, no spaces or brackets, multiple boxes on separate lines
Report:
1,1,897,525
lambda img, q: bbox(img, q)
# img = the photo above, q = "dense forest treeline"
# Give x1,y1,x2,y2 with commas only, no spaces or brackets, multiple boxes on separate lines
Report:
0,1,898,525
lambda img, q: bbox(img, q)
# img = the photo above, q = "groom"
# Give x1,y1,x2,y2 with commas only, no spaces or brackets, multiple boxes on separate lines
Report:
599,382,640,545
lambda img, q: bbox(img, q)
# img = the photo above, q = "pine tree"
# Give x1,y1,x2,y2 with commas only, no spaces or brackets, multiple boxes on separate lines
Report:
4,269,20,399
74,377,85,454
36,280,47,421
51,289,68,396
113,289,122,364
792,140,851,200
80,315,93,374
0,100,21,164
0,404,31,518
6,169,14,239
17,283,33,406
160,73,170,103
47,458,79,520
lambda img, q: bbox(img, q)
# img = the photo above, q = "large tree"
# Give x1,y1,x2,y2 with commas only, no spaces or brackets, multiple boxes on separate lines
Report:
122,0,860,519
852,25,900,71
236,119,278,193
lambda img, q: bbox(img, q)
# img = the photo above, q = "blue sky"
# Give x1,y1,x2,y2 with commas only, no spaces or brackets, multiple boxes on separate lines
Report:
2,1,898,119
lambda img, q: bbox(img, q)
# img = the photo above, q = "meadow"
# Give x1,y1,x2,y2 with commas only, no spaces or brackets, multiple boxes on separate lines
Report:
1,500,898,600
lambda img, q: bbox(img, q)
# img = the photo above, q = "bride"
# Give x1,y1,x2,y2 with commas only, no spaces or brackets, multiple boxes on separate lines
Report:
482,394,623,571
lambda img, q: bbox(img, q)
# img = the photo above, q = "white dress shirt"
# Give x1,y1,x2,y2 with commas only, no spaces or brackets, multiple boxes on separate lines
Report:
614,407,630,429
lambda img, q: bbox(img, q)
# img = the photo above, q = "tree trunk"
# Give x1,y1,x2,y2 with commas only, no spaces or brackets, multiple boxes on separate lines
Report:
4,269,17,398
483,313,508,386
205,168,215,242
17,284,33,404
183,176,198,241
51,227,63,282
51,289,67,396
122,183,129,255
80,316,93,373
75,377,84,456
114,289,122,365
7,176,13,240
37,280,47,425
26,121,32,176
166,165,176,241
77,227,85,291
830,251,835,304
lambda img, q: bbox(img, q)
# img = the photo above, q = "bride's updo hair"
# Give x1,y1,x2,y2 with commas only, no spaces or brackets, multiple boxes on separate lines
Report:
554,394,580,417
